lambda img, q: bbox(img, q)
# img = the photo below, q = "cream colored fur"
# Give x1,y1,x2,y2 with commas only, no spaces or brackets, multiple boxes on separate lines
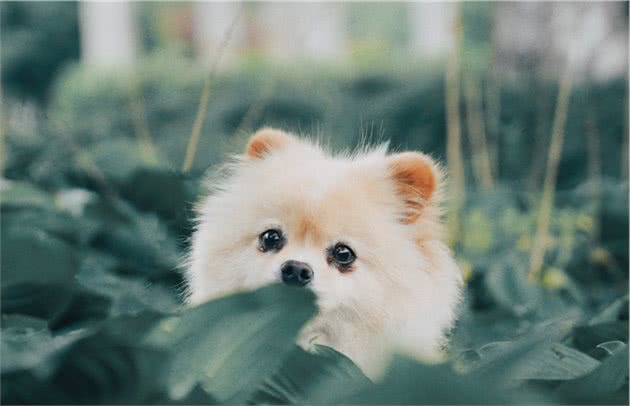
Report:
184,129,462,379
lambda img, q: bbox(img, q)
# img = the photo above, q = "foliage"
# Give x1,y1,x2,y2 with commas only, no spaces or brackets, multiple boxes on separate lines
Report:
1,58,628,404
0,2,80,102
22,54,624,189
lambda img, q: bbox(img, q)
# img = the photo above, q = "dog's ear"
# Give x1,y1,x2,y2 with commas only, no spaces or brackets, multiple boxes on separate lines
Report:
388,152,441,224
246,128,292,159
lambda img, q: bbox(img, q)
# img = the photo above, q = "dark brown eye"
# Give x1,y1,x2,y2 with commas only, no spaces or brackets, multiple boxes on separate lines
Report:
331,244,356,266
259,229,285,252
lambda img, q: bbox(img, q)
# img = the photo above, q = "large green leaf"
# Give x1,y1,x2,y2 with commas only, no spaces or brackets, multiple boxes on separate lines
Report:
1,315,86,377
2,206,85,245
339,357,530,404
468,322,572,384
1,224,79,322
1,227,78,288
572,322,629,353
148,285,317,402
483,256,578,321
249,345,370,404
477,342,600,380
91,208,180,280
76,253,180,316
589,295,628,324
556,345,629,404
0,181,56,211
1,283,74,322
121,168,199,234
2,312,168,404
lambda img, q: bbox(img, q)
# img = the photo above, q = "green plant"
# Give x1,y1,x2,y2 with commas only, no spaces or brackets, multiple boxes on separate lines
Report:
1,59,627,404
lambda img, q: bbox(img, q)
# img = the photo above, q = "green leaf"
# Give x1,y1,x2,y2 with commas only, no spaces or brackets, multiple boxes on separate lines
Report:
1,227,78,288
483,257,576,320
514,343,600,380
1,314,48,330
596,340,627,356
1,207,81,245
0,224,79,321
470,322,573,384
249,345,370,404
590,295,629,324
2,312,169,404
76,256,179,316
93,208,180,280
572,322,629,352
470,341,599,380
150,285,317,402
121,168,198,234
556,345,629,404
0,181,56,210
1,283,74,322
1,314,85,377
483,258,543,317
339,357,531,404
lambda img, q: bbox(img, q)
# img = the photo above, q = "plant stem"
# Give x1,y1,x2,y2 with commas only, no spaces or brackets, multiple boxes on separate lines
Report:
622,94,628,183
181,8,242,173
445,7,466,247
464,74,494,190
528,70,573,281
128,72,158,165
586,111,601,242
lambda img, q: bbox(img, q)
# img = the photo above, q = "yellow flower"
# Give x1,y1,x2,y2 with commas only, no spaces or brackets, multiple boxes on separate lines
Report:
458,259,474,283
591,247,611,266
541,267,568,289
576,214,594,233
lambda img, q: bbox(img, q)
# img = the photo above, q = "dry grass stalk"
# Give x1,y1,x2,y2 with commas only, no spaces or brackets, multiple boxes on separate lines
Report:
182,8,242,172
528,70,573,281
0,67,5,178
527,88,552,197
586,112,601,242
464,74,494,190
622,96,628,182
485,6,500,178
128,73,158,165
445,8,466,246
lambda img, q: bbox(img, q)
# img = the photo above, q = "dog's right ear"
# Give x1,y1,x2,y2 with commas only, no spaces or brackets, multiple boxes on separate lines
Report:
387,152,442,224
246,128,292,159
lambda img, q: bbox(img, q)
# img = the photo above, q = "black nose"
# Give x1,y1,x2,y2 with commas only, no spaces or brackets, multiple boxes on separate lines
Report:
281,260,313,287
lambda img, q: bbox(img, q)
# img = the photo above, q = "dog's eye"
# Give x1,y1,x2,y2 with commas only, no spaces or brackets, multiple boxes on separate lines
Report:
259,229,285,252
331,244,356,266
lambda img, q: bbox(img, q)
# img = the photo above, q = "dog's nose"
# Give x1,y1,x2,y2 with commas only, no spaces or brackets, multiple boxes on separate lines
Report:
280,260,313,287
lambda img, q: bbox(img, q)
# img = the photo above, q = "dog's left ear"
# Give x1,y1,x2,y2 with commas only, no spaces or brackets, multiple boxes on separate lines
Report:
246,128,292,159
387,152,441,224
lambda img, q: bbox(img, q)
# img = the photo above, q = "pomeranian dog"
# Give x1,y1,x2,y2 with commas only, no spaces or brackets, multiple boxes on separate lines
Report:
184,128,462,378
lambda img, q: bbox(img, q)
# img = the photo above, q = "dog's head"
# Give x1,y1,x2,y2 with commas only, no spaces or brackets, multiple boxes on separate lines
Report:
186,128,453,323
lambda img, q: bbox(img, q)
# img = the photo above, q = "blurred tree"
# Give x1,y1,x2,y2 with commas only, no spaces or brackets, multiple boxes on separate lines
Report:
1,2,80,103
408,2,455,60
79,2,137,67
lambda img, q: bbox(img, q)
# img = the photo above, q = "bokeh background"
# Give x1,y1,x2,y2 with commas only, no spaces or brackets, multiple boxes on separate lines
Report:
1,2,629,404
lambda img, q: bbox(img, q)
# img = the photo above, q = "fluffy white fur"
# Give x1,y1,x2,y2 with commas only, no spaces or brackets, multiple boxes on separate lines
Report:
184,128,462,379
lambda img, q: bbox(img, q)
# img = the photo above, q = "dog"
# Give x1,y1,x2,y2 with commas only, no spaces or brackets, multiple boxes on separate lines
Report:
184,128,462,379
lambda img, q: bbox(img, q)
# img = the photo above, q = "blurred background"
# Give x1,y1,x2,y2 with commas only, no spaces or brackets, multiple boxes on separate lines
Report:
1,3,629,403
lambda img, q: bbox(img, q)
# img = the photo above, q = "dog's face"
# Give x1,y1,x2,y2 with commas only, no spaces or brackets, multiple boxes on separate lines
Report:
187,128,445,320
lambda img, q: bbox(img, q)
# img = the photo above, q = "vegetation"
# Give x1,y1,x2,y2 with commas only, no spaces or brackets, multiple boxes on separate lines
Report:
0,2,80,102
1,12,628,402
